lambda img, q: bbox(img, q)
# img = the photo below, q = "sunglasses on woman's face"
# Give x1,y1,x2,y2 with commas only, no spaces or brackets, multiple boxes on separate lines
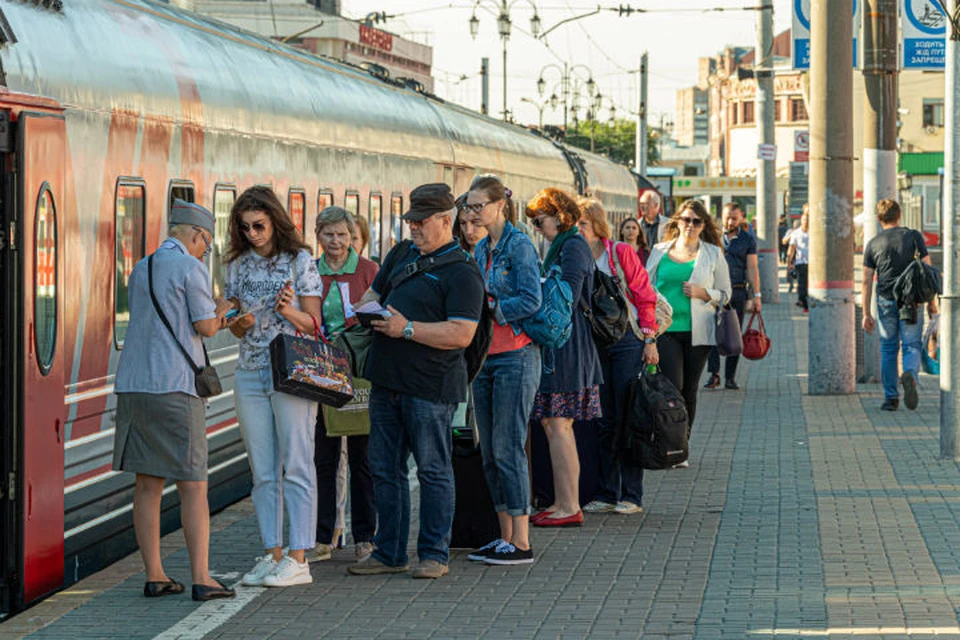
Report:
532,216,547,229
678,215,704,227
239,220,268,234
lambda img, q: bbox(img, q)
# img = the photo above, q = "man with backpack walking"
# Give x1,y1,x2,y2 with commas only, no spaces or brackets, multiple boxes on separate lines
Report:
861,199,937,411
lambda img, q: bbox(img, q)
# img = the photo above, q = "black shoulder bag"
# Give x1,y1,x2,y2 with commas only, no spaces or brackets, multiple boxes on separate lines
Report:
148,255,222,398
380,241,493,382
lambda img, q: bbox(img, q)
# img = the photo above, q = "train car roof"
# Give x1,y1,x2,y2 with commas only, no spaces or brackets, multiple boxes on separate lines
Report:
575,148,638,211
0,0,570,180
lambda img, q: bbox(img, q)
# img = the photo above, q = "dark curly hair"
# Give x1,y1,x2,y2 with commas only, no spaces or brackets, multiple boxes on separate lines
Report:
525,187,580,232
226,186,310,262
664,199,723,248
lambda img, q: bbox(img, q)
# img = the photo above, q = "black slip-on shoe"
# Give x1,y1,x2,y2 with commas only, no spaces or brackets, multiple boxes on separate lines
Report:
192,579,236,602
724,379,740,390
144,579,185,598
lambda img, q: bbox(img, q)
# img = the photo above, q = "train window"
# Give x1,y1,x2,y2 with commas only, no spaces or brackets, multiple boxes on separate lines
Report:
169,181,195,208
318,190,334,212
390,194,403,248
369,194,382,262
289,189,306,235
115,181,146,348
344,193,359,217
211,185,236,299
34,184,57,374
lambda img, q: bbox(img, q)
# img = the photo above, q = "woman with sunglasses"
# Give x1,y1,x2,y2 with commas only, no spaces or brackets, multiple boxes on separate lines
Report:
524,188,602,528
463,175,542,565
645,200,731,462
224,186,324,587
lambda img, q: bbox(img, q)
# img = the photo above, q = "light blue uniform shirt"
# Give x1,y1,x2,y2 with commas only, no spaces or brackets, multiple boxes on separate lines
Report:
114,238,217,396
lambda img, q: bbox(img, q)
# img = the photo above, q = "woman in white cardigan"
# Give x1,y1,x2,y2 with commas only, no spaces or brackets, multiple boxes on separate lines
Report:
646,200,731,448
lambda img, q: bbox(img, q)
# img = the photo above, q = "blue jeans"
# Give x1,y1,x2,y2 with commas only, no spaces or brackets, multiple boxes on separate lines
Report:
234,367,319,551
877,297,923,400
368,387,456,566
596,332,645,505
472,344,541,516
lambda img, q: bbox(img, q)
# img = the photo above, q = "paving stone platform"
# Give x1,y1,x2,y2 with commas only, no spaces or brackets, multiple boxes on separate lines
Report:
5,288,960,640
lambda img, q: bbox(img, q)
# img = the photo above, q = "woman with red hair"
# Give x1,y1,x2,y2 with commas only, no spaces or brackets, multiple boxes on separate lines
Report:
524,188,602,528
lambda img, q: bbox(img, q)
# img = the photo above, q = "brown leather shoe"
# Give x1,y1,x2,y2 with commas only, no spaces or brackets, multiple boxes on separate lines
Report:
348,555,409,576
412,560,449,579
704,374,721,389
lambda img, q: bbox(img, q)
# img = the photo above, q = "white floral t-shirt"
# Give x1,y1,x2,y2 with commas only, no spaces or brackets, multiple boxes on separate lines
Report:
224,248,323,370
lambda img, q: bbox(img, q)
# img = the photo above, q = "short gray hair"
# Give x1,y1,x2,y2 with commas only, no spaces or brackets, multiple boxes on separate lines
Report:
168,223,196,239
315,206,356,237
640,191,661,207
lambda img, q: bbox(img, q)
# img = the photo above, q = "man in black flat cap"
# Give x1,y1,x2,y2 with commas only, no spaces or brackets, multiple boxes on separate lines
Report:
349,183,485,579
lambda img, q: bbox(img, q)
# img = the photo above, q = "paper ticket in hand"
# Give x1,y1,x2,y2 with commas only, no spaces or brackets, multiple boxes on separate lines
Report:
355,301,392,327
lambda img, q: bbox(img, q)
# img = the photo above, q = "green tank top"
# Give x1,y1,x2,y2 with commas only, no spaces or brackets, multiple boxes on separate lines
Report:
656,255,695,333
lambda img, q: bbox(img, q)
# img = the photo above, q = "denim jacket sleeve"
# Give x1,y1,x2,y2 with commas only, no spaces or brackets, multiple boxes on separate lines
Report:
494,233,543,326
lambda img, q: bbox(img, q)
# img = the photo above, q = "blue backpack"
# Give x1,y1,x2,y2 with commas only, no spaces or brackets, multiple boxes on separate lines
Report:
522,264,573,350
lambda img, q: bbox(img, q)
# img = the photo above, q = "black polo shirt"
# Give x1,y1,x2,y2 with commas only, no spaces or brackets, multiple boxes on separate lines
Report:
364,240,485,404
722,229,757,286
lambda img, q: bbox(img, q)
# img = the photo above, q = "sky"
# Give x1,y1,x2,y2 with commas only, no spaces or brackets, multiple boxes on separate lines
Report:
341,0,794,128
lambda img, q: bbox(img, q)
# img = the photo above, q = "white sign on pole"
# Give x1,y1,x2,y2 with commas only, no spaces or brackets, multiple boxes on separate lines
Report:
794,130,810,162
758,143,777,161
792,0,862,70
902,0,946,69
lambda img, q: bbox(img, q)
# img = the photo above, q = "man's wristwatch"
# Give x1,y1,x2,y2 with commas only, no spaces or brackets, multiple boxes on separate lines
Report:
402,321,415,341
754,292,762,298
644,337,656,345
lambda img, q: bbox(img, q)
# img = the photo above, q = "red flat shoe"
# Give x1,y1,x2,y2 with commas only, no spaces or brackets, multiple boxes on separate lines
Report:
533,511,583,528
530,510,555,524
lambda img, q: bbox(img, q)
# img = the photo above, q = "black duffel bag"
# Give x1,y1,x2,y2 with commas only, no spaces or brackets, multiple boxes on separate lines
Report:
616,365,689,470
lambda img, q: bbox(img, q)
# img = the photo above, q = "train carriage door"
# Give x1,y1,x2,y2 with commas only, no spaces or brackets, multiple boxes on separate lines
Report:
18,112,66,606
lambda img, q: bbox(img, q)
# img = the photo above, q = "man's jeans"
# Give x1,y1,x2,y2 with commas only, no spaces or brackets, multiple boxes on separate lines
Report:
368,387,456,567
472,344,541,516
234,367,318,551
596,331,645,506
877,296,923,400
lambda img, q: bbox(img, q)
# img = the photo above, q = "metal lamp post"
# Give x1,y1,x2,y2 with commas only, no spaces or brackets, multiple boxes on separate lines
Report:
469,0,541,121
535,63,596,130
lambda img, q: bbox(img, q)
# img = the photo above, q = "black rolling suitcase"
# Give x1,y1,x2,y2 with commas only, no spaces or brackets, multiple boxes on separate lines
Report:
451,434,500,548
617,366,689,469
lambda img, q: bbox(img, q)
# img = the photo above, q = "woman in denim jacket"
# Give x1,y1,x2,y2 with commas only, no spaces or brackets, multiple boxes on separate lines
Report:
464,175,543,566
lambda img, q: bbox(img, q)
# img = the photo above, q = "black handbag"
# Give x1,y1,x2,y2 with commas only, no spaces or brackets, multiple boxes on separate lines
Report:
715,304,743,357
148,255,222,398
581,268,630,348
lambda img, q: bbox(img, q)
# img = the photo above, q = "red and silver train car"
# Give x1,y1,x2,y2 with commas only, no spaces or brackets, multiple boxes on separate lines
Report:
0,0,639,614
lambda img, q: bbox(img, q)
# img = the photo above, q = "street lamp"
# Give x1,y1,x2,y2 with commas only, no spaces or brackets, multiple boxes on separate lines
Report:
520,96,553,128
535,62,597,130
469,0,542,121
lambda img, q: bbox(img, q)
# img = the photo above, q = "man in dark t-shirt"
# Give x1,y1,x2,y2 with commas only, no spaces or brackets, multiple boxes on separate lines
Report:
347,183,485,580
862,198,937,412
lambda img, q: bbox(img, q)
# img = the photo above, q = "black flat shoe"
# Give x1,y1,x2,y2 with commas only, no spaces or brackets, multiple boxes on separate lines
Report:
192,579,236,602
144,579,185,598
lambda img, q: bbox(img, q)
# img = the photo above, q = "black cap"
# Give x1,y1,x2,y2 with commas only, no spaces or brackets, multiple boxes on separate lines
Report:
402,183,455,221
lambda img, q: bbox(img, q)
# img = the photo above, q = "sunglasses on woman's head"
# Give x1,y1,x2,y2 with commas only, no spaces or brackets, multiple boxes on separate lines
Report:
678,215,704,227
239,221,268,234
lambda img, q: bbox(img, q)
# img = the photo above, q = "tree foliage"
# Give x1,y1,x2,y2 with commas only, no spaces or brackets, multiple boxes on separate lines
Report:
563,118,659,169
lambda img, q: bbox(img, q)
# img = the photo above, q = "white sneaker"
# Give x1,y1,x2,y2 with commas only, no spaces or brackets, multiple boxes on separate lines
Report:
582,500,616,513
673,460,690,469
263,555,312,587
242,555,278,586
614,501,643,515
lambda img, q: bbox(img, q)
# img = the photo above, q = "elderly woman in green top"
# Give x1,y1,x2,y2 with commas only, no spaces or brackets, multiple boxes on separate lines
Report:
313,206,379,562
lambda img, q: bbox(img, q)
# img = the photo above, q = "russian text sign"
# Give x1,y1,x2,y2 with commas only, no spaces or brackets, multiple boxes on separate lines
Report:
902,0,946,69
792,0,861,70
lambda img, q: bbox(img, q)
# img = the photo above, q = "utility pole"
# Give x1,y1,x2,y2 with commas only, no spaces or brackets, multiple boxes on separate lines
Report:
941,1,960,458
808,0,855,395
481,57,490,116
755,3,780,303
860,0,898,383
636,52,648,174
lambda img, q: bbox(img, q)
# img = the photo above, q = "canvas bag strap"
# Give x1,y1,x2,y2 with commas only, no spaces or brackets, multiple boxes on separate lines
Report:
609,240,641,336
148,254,204,374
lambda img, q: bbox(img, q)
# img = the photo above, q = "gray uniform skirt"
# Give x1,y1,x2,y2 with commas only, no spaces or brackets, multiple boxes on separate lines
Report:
113,392,208,481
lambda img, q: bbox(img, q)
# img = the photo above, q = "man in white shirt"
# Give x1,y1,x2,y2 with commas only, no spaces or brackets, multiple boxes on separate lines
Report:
787,206,810,313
